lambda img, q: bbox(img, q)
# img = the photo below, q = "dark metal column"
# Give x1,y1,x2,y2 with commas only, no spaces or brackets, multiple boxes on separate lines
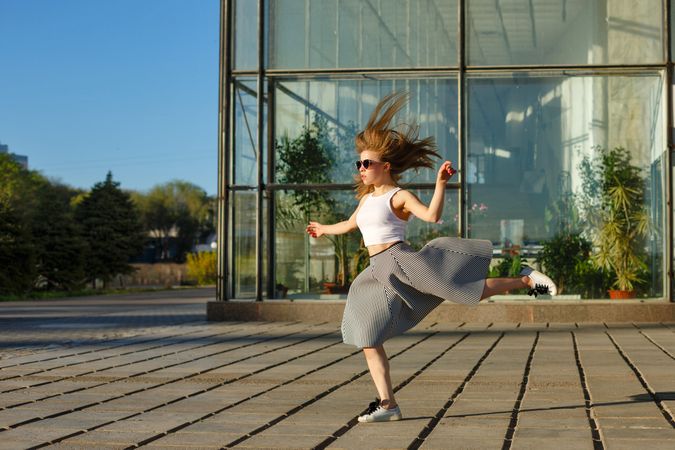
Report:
216,0,232,301
256,0,265,301
665,0,673,302
266,79,276,299
458,0,467,237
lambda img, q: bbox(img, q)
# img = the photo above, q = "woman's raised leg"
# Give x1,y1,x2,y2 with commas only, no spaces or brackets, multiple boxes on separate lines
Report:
362,345,397,408
480,276,531,300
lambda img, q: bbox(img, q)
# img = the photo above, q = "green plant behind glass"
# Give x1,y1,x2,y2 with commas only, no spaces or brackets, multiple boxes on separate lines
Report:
578,146,652,292
276,114,360,289
536,232,610,298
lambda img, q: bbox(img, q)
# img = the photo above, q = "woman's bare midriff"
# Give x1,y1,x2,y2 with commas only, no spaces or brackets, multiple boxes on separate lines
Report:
367,241,402,257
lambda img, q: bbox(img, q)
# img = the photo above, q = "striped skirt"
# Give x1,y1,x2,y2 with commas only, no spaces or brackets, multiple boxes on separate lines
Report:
341,237,493,348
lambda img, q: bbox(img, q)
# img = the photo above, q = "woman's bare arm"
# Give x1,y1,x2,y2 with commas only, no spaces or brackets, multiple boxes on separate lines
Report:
307,197,365,238
399,161,456,223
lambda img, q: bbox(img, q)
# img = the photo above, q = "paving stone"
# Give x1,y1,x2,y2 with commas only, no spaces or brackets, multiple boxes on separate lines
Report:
144,431,241,448
513,427,593,438
600,426,675,440
419,435,505,449
233,432,331,449
510,437,595,450
602,438,675,450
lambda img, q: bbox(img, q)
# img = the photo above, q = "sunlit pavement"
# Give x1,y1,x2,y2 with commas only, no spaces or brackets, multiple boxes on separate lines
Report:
0,291,673,449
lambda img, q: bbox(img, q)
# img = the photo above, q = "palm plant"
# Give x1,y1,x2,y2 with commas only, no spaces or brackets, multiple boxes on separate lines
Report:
579,146,651,292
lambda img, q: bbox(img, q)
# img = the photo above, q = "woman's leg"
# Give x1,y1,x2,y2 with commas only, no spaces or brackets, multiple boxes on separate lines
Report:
480,276,531,300
362,345,397,408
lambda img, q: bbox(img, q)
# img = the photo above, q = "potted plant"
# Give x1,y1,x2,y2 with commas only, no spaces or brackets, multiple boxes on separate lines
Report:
578,146,651,299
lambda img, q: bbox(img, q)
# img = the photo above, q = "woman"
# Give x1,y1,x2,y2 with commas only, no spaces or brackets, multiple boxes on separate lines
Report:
306,92,556,423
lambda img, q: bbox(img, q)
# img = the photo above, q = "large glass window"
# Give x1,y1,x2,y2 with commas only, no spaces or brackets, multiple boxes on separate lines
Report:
467,73,666,298
269,0,458,69
269,77,459,297
274,77,458,185
467,0,664,66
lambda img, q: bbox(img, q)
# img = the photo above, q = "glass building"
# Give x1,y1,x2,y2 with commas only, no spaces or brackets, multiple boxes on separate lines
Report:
216,0,673,302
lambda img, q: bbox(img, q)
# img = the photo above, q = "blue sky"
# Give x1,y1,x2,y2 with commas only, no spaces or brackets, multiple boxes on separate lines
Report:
0,0,220,195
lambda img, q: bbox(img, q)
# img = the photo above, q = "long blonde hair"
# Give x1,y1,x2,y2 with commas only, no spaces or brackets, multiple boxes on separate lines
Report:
354,92,440,199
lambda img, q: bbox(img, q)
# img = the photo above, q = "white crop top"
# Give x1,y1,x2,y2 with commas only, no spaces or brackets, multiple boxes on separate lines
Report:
355,187,407,246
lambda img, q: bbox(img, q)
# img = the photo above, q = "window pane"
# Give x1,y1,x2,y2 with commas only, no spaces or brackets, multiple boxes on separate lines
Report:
233,190,256,298
275,189,363,297
467,0,664,66
233,78,267,185
274,77,458,185
273,188,459,297
269,0,458,69
467,73,666,299
233,0,258,70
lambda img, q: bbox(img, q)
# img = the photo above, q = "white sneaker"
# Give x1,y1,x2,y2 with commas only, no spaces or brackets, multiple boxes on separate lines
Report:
520,266,557,297
357,398,403,423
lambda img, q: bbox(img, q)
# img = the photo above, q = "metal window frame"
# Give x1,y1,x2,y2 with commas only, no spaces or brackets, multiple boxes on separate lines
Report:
218,0,675,302
216,0,231,301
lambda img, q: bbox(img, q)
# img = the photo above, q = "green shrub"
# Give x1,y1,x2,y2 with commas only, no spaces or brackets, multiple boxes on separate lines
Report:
186,252,217,285
488,253,526,278
536,232,612,298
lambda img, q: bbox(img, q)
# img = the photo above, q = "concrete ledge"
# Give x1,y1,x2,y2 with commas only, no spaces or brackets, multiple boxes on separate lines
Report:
207,300,675,323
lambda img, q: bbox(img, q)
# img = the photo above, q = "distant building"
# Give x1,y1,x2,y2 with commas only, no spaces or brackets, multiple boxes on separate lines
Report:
0,142,28,169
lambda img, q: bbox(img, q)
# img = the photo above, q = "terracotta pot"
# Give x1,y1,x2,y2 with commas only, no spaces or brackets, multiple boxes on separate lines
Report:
323,282,350,294
608,289,636,300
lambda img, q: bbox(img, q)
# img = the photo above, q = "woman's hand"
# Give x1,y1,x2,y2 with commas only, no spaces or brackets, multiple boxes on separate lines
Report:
437,161,457,183
306,221,324,238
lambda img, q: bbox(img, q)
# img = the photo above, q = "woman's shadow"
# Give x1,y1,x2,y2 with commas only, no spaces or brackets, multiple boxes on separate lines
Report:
401,392,675,421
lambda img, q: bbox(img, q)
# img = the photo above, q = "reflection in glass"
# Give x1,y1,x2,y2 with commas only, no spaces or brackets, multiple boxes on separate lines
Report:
270,0,457,69
467,73,665,298
467,0,664,66
274,77,457,185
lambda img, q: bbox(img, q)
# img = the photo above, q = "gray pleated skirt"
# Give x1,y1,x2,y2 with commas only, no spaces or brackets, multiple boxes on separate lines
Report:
341,237,493,348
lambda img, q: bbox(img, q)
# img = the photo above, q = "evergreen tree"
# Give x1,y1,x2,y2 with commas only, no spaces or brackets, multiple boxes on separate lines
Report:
0,202,35,295
76,172,145,288
32,183,86,290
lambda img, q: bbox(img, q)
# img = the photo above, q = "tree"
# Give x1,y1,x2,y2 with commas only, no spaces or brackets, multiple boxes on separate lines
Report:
32,183,86,290
0,154,42,295
0,202,35,295
276,115,335,217
132,181,215,262
276,115,360,289
76,172,145,288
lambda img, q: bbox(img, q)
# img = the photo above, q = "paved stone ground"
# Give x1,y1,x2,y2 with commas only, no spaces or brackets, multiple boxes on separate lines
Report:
0,291,674,449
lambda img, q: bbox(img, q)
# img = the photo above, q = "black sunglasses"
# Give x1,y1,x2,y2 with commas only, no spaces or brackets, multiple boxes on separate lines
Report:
355,159,382,170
